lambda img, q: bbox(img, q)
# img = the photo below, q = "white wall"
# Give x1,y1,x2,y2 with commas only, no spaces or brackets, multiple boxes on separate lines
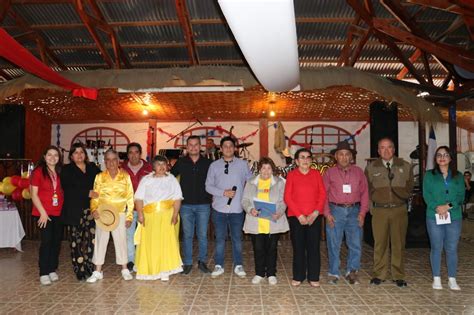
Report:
51,122,148,163
52,121,474,170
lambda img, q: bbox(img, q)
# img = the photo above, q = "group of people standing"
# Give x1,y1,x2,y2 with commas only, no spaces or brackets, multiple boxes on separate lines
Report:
29,136,465,291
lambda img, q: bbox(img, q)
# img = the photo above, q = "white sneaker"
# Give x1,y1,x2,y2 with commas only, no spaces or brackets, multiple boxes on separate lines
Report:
86,271,103,283
40,275,52,286
49,272,59,282
448,277,461,291
432,277,442,290
121,269,133,281
234,265,246,278
268,276,278,285
211,265,224,278
252,275,264,284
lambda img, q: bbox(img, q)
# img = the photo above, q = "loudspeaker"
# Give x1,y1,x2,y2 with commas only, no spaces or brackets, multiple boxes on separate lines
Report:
369,101,398,158
0,104,25,158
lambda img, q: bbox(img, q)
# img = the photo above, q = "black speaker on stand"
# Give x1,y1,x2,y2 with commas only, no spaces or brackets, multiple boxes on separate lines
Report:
0,104,25,158
364,101,399,247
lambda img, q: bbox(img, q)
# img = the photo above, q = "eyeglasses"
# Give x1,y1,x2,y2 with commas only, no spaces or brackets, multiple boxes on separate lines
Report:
224,161,229,174
436,153,450,158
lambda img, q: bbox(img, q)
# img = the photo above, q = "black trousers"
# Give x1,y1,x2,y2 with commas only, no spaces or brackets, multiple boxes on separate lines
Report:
37,216,63,276
67,208,96,280
289,215,321,282
251,233,280,277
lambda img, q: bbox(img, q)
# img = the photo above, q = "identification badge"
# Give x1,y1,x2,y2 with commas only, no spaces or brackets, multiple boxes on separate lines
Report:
342,184,352,193
52,192,59,207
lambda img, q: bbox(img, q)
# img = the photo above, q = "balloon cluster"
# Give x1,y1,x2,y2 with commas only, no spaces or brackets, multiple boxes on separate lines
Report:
0,172,31,201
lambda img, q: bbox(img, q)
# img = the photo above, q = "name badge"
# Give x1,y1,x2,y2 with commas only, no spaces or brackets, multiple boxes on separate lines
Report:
52,192,59,207
342,184,352,193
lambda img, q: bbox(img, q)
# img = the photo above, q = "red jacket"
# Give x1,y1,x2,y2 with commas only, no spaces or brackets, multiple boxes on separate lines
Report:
284,168,326,217
121,159,153,192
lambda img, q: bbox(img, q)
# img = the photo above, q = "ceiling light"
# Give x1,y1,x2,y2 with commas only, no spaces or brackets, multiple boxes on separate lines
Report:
142,109,148,116
269,110,276,117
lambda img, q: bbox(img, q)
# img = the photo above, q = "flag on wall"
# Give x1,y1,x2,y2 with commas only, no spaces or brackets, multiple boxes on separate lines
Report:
426,125,437,170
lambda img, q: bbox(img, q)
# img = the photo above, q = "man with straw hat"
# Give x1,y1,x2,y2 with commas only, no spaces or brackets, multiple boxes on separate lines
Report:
323,140,369,285
87,149,135,283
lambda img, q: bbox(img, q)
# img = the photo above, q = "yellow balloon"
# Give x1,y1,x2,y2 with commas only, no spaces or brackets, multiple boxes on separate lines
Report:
2,177,12,185
22,188,31,200
0,182,3,194
21,172,29,179
2,182,15,195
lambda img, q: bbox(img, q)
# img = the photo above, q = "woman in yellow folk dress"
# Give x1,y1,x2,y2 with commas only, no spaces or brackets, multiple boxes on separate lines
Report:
134,155,183,281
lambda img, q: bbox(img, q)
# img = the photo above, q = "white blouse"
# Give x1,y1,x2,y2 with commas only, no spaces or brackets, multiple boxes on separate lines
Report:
134,173,183,206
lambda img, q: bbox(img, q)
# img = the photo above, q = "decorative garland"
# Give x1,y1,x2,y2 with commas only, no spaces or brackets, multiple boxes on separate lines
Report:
157,126,260,142
56,124,61,147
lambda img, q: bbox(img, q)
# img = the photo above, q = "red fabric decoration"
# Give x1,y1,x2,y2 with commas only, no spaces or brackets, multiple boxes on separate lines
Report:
0,28,97,100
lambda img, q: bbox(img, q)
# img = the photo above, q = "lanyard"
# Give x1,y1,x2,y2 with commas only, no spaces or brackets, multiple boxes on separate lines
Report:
48,169,58,192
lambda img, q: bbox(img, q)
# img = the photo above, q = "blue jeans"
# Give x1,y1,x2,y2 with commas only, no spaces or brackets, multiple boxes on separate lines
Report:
126,211,138,263
180,204,211,265
212,210,244,266
326,204,362,277
426,218,462,277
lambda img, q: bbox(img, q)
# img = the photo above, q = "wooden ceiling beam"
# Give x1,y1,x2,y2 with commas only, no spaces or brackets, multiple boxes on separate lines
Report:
8,9,67,70
348,28,372,67
396,48,422,80
87,0,130,68
175,0,198,65
74,0,114,68
338,16,360,66
405,0,473,16
346,0,428,85
374,19,474,72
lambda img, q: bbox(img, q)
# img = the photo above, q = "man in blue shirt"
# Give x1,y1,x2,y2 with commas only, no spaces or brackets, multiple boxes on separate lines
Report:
206,136,252,278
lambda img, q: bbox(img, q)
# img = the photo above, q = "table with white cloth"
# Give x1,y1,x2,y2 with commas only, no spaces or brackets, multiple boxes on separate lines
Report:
0,202,26,251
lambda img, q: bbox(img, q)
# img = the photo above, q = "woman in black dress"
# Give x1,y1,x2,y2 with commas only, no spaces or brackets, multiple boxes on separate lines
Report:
60,143,100,280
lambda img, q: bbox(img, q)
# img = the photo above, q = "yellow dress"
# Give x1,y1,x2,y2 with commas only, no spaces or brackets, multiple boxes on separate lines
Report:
134,200,182,280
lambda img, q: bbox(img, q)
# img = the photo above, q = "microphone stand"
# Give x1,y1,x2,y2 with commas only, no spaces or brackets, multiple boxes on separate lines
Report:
166,118,203,143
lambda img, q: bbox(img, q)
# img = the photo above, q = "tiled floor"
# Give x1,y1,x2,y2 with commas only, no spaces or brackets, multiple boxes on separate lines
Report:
1,239,474,314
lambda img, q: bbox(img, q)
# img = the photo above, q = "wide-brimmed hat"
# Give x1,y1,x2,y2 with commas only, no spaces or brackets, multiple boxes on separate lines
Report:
95,204,120,232
330,141,357,156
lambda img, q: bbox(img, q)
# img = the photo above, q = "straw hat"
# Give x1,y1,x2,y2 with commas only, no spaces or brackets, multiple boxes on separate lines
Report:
95,203,120,232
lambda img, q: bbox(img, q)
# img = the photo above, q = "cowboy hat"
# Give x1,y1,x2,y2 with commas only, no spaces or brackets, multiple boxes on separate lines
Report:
330,140,357,156
95,203,120,232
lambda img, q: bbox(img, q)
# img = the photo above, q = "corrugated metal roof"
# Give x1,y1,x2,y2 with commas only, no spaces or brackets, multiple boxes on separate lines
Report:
12,3,81,25
116,25,184,44
125,47,189,62
297,22,350,40
192,23,233,42
294,0,355,18
41,28,95,46
197,46,243,61
98,0,178,22
53,49,107,66
186,0,223,20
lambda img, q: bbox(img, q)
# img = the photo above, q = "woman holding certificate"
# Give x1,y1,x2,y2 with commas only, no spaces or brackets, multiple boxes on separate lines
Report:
242,157,289,285
423,146,465,291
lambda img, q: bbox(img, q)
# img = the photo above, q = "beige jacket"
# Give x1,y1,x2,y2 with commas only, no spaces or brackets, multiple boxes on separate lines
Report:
241,175,289,234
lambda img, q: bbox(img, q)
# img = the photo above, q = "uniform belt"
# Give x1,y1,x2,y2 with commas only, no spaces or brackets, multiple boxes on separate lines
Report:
373,203,405,208
329,202,360,208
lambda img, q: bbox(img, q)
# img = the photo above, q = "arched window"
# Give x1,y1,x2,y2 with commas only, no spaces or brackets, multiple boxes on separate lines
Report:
173,126,236,150
71,127,130,150
289,124,355,157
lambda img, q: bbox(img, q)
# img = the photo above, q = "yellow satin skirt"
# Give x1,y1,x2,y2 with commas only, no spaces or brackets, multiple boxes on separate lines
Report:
134,200,183,280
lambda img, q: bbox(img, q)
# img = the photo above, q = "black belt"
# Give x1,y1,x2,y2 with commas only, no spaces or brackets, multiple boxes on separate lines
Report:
329,202,360,208
373,203,405,208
